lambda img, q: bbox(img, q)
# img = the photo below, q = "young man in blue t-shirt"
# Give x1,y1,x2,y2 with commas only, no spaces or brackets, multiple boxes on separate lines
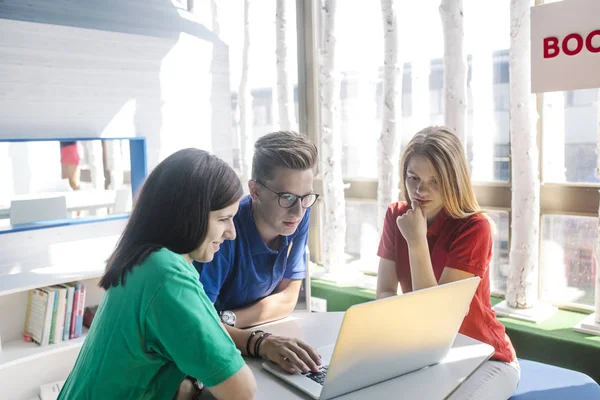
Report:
195,130,319,329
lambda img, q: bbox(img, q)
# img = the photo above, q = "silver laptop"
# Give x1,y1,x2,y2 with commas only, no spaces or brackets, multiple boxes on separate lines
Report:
262,277,481,399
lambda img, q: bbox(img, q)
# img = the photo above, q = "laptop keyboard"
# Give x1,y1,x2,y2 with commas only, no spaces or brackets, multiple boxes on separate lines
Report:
302,365,329,385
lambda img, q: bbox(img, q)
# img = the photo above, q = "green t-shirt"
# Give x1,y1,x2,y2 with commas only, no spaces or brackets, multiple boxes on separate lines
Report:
58,248,245,399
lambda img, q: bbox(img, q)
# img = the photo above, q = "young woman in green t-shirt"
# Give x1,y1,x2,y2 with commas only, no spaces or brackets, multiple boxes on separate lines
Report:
58,149,319,400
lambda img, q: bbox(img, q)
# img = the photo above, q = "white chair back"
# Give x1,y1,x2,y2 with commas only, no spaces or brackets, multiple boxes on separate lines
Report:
10,196,68,225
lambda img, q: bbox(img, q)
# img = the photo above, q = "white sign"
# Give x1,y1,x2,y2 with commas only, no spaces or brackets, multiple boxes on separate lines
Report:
531,0,600,93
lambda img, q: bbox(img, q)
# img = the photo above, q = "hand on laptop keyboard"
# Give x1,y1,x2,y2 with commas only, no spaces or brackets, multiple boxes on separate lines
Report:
302,365,329,385
260,335,322,374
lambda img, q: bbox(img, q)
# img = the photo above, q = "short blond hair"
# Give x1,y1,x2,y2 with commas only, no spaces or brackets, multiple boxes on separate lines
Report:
400,126,481,219
252,131,318,181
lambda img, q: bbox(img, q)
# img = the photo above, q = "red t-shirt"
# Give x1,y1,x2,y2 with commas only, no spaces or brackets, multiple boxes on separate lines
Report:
377,201,516,363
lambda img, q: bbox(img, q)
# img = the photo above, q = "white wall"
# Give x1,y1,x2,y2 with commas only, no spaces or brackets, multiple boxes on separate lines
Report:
0,3,235,395
0,0,233,279
0,0,234,169
0,0,234,290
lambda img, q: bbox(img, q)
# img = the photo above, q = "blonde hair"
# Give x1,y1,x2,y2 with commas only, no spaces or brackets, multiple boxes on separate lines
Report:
400,126,481,220
252,130,318,181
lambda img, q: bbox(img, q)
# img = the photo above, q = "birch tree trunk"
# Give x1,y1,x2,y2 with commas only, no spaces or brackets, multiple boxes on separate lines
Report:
320,0,346,273
276,0,296,131
596,89,600,323
378,0,401,231
506,0,540,309
470,41,494,181
439,0,467,144
238,0,253,185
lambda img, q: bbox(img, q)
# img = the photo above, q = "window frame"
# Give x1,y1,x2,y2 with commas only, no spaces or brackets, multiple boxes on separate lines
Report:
295,0,600,313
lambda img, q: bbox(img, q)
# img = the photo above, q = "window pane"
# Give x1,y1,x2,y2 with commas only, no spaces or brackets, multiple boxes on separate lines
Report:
332,1,511,181
208,1,298,170
464,0,510,182
344,203,511,293
540,215,597,308
486,210,509,294
543,89,600,183
344,201,379,274
334,2,383,179
465,53,510,182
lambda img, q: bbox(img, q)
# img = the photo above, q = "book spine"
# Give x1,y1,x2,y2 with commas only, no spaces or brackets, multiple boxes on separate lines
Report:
53,289,66,344
76,283,86,337
29,289,48,345
23,290,34,335
48,291,58,344
63,286,75,341
41,290,55,346
70,285,80,340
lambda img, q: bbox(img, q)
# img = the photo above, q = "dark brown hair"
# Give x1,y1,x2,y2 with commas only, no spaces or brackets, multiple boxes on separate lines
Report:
99,148,242,289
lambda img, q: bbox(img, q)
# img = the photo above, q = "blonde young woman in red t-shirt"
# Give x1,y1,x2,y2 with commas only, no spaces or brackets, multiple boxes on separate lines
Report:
377,126,520,399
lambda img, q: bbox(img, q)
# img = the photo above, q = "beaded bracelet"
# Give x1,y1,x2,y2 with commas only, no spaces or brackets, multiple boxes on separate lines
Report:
246,330,264,357
254,332,272,358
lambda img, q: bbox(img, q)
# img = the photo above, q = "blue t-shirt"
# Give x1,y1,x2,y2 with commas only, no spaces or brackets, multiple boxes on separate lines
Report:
195,195,309,312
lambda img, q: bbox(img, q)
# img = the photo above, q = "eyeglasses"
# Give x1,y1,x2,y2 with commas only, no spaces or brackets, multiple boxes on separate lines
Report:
255,180,319,209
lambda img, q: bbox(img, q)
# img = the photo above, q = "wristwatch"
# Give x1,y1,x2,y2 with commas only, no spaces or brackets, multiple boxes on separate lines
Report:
219,310,236,327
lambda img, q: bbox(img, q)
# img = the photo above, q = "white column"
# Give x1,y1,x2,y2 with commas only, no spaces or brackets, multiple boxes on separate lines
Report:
493,0,555,323
320,0,347,275
439,0,468,144
507,0,539,309
377,0,401,232
506,0,540,308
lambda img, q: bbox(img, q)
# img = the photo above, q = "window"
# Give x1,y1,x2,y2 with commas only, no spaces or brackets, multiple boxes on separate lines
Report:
543,89,599,183
304,0,598,313
344,201,380,275
487,211,510,294
540,215,597,309
566,89,598,107
207,0,299,170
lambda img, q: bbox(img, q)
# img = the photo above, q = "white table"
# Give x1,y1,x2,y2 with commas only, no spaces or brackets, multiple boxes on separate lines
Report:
0,190,118,219
240,312,494,400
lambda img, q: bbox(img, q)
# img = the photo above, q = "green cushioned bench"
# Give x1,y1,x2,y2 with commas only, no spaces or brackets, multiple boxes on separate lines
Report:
310,279,600,384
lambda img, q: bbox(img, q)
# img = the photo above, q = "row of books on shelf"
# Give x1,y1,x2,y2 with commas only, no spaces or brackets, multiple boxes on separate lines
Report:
23,282,87,346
